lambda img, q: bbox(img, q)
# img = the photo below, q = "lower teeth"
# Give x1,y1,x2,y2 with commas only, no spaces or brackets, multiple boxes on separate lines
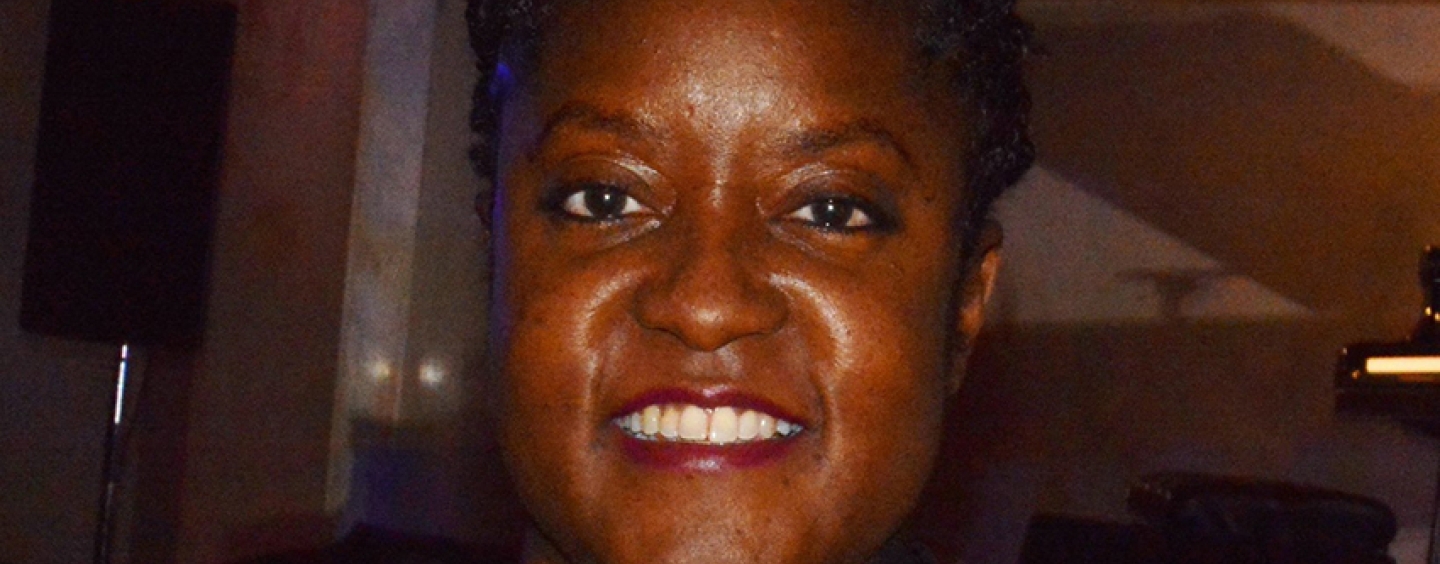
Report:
623,430,800,443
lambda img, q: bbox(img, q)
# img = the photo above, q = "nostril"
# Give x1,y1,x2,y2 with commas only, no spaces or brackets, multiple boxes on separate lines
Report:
634,250,787,352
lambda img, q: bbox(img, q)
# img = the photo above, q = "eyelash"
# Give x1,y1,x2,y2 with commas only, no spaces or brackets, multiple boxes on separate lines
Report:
542,183,895,234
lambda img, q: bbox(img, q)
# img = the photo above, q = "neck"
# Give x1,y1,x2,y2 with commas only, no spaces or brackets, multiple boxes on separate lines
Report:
515,527,931,564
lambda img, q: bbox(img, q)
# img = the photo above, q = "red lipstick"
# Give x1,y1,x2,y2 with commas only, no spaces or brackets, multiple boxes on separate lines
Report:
609,387,809,472
618,436,799,472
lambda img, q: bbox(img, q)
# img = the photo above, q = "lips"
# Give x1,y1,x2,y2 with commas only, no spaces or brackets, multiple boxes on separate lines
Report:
609,388,809,471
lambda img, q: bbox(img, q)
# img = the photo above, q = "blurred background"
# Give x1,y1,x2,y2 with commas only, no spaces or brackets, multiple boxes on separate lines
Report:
3,0,1439,562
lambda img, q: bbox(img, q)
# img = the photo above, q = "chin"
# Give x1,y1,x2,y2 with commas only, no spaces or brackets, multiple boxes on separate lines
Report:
499,390,942,564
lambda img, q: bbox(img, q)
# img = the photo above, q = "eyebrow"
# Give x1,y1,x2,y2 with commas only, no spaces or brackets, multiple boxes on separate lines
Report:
532,102,912,166
778,120,913,167
534,102,666,148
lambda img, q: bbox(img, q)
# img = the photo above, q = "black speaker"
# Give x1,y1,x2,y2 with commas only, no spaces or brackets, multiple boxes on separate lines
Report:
20,0,237,347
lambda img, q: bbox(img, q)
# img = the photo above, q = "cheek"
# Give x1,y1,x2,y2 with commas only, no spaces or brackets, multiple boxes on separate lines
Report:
489,178,629,376
773,252,959,522
490,222,589,435
489,216,652,513
780,236,960,393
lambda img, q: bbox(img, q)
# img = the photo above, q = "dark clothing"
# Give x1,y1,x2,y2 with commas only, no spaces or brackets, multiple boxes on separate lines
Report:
241,524,940,564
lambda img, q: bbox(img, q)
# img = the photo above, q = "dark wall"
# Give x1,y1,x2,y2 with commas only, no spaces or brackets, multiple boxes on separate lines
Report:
919,7,1440,563
1,0,368,561
0,0,117,561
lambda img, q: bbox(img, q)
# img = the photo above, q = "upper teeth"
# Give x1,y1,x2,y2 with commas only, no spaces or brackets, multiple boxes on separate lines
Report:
614,404,802,445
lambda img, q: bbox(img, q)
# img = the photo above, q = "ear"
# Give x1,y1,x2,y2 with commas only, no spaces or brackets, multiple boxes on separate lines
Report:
947,221,1002,395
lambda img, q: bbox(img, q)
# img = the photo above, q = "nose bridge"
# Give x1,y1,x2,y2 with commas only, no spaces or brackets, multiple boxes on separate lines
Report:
636,204,786,351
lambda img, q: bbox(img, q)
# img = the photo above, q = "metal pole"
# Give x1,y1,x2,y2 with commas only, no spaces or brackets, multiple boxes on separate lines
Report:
92,343,130,564
1428,452,1440,564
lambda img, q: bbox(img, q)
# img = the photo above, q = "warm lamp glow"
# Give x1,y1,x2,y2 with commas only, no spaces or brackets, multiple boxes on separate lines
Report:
367,358,393,382
1365,356,1440,376
419,359,446,389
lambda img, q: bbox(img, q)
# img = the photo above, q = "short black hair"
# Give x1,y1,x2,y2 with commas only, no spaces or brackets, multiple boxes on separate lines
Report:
465,0,1034,259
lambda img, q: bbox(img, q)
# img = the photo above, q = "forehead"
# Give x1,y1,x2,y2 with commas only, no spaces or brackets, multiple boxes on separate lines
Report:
498,0,967,174
510,0,948,102
532,0,929,55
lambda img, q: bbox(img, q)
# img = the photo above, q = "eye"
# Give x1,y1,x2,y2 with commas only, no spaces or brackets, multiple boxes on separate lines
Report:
557,183,648,221
786,197,881,232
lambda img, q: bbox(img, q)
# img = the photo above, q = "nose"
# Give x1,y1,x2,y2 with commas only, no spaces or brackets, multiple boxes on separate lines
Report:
634,226,787,352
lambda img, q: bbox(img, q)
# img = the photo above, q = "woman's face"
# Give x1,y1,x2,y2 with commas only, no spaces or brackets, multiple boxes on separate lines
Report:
490,0,997,562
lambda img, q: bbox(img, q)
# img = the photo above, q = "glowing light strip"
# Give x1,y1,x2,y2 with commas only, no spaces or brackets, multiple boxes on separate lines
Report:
1366,355,1440,375
113,344,130,425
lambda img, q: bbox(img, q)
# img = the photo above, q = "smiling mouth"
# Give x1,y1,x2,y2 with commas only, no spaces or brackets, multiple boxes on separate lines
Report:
612,404,804,446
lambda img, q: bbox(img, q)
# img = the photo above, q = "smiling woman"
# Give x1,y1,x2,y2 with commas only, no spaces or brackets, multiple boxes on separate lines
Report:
468,1,1033,563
